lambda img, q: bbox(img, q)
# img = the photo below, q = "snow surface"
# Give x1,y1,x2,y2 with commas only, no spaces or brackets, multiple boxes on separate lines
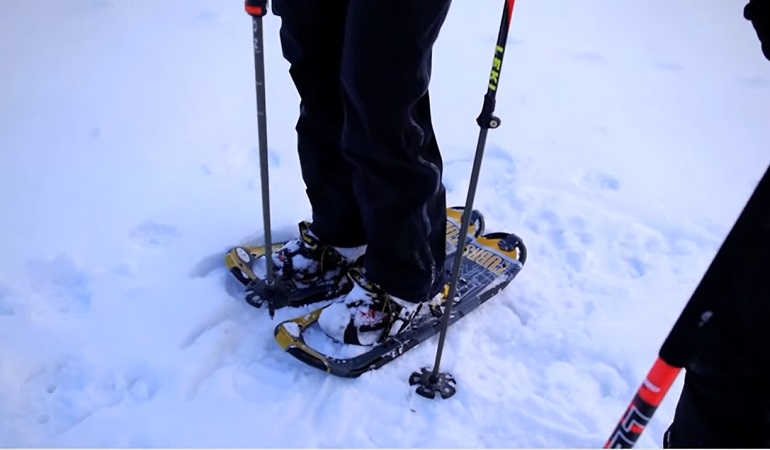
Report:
1,0,769,447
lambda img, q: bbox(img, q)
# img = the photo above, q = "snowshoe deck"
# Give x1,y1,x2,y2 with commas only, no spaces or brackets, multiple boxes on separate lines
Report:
272,219,526,377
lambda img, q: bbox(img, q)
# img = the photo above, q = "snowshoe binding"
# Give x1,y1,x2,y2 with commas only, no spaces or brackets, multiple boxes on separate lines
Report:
224,206,487,316
226,221,365,316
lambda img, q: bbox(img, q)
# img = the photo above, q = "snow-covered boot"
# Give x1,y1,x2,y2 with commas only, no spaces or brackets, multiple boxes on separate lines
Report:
246,221,366,309
317,267,440,346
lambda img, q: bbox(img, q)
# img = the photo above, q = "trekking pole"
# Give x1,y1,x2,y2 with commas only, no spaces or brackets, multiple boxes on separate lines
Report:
409,0,518,400
604,164,770,448
244,0,274,284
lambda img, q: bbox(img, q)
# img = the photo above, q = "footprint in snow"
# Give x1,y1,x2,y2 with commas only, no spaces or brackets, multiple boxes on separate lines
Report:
571,51,606,64
25,255,92,317
123,365,160,404
0,283,16,316
653,61,685,72
487,144,517,166
16,356,127,439
738,76,769,88
8,356,160,444
129,221,180,248
578,169,620,193
196,11,221,21
524,209,591,274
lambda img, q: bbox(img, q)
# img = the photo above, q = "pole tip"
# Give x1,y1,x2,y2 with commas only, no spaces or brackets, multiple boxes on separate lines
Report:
409,367,457,399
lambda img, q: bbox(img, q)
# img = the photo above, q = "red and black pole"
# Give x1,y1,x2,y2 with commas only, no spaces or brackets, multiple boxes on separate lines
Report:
604,164,770,447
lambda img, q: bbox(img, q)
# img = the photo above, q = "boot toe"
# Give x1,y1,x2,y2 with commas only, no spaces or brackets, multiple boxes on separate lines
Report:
317,300,351,344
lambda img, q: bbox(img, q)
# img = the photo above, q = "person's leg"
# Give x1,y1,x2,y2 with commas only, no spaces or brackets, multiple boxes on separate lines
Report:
271,0,365,247
664,369,764,448
245,1,365,307
664,290,770,447
339,0,451,302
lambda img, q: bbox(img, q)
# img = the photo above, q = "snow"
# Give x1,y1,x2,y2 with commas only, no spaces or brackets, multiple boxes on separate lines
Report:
1,0,768,447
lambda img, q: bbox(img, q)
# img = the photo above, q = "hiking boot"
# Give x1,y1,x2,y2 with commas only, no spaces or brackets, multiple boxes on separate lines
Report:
317,267,441,346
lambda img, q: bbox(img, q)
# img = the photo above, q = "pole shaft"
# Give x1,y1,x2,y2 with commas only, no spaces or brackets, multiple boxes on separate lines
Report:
429,0,516,378
252,16,274,282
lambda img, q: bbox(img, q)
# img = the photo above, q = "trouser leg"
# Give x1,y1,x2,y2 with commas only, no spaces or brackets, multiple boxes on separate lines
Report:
339,0,452,301
272,0,365,247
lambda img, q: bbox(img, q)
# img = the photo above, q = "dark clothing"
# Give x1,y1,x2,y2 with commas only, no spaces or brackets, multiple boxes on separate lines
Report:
663,171,770,448
664,313,770,448
745,0,770,60
271,0,451,302
663,155,770,447
663,6,770,447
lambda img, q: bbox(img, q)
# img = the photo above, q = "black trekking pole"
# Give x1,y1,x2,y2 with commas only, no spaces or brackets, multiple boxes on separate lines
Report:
244,0,274,284
409,0,518,400
603,164,770,448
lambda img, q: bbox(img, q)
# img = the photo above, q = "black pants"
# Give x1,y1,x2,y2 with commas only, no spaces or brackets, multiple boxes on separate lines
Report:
663,167,770,448
271,0,451,302
664,322,770,448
